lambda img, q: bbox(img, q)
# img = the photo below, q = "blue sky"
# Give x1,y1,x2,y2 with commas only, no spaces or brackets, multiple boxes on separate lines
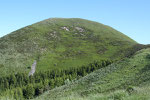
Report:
0,0,150,44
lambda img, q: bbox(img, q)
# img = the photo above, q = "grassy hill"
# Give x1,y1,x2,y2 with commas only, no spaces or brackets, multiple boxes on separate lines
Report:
0,18,150,100
34,48,150,100
0,18,137,76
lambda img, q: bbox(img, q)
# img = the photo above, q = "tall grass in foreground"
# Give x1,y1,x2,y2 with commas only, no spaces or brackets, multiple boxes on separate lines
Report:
53,86,150,100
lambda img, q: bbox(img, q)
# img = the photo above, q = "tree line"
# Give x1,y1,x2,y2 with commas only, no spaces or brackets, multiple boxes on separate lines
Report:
0,60,113,99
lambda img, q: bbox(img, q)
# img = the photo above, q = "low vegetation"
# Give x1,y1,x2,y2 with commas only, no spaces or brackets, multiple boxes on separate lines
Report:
0,18,150,100
34,48,150,100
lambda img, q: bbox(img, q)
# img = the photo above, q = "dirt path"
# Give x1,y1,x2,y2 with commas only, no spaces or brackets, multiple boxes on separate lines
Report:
28,60,37,76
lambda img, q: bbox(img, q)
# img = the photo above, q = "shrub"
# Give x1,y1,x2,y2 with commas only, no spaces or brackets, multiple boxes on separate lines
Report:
64,79,71,85
110,91,126,100
0,64,4,68
126,86,135,95
146,54,150,59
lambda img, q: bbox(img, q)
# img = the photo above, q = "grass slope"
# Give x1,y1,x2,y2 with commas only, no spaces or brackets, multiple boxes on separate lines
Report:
0,18,137,76
34,48,150,100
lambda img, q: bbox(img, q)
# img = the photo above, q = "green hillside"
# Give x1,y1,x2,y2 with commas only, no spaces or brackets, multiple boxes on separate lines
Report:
0,18,150,100
0,18,137,76
34,48,150,100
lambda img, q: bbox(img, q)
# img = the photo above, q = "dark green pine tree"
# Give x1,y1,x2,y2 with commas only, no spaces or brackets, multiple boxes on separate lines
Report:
9,74,16,88
4,79,9,89
49,79,55,89
23,84,35,99
35,82,44,96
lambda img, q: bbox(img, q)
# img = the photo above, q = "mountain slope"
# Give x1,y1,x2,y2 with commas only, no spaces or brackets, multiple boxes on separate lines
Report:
34,48,150,100
0,18,137,76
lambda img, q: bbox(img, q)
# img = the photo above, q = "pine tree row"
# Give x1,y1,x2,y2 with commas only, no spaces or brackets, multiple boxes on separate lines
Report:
0,60,113,99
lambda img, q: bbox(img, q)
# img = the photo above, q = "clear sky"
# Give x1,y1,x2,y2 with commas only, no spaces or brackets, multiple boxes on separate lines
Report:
0,0,150,44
